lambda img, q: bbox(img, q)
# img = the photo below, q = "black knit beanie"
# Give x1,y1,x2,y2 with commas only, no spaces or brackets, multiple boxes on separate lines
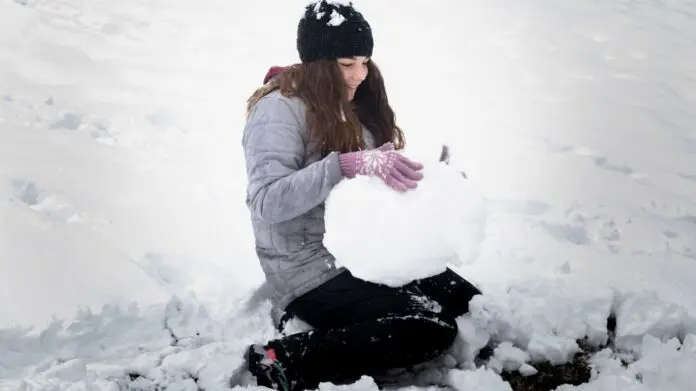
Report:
297,0,374,63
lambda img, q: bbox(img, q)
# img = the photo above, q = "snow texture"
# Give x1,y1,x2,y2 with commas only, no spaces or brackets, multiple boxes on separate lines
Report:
311,0,351,26
2,0,696,390
324,161,487,287
327,9,346,26
311,0,353,8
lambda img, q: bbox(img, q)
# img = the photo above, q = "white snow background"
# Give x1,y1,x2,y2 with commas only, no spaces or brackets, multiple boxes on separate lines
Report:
1,0,696,390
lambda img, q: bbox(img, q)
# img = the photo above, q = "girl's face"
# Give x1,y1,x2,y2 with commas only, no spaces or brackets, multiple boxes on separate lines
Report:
337,56,369,101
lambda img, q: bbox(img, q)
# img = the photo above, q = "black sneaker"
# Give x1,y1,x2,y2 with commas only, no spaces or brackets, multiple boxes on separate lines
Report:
245,344,298,391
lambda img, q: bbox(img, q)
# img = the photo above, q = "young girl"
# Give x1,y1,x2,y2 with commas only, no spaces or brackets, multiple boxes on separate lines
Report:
241,1,481,389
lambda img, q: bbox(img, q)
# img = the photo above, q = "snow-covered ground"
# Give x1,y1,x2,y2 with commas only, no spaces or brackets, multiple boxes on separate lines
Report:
1,0,695,389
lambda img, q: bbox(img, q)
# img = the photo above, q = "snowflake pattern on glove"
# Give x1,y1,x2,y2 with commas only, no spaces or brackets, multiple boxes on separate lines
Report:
357,150,393,177
339,144,423,192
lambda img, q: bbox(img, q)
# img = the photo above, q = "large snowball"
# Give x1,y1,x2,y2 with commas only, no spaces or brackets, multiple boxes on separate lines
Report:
323,161,487,287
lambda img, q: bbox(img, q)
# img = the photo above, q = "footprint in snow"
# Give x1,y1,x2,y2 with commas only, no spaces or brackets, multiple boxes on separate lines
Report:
538,209,621,250
3,93,113,140
50,112,82,131
678,172,696,183
8,179,84,224
547,141,648,181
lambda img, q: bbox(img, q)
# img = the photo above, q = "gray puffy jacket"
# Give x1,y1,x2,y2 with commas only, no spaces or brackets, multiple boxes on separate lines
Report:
242,89,376,327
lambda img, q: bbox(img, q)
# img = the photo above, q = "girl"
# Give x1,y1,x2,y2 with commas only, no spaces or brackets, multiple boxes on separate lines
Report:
241,1,482,389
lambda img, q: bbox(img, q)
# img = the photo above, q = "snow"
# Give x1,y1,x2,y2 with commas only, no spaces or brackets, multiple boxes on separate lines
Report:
1,0,696,390
310,0,353,8
310,0,351,26
327,9,346,26
447,367,513,391
323,161,487,287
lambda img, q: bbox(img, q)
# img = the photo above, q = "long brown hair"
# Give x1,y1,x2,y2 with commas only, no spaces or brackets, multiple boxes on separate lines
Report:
247,60,405,156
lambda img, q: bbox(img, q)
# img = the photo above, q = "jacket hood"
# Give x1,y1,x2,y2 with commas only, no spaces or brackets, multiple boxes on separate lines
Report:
263,66,288,84
247,65,289,117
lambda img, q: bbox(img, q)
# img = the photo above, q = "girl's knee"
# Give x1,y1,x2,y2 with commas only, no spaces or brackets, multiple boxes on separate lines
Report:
430,314,458,351
395,312,458,361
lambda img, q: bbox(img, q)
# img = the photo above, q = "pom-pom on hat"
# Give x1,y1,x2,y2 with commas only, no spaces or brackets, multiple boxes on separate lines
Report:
297,0,374,63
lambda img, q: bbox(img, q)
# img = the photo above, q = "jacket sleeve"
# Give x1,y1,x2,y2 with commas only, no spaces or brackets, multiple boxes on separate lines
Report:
242,95,344,224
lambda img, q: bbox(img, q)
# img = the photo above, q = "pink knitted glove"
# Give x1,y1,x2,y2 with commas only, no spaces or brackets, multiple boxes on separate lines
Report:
338,144,424,192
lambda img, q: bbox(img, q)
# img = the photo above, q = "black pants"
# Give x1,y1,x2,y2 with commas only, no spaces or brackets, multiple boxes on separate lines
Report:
266,268,482,389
